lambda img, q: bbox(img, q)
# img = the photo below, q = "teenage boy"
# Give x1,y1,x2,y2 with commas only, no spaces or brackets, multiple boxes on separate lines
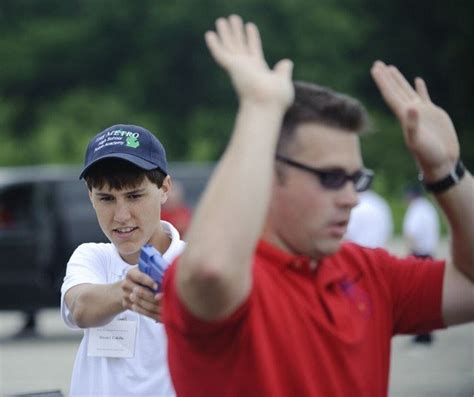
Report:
61,124,184,396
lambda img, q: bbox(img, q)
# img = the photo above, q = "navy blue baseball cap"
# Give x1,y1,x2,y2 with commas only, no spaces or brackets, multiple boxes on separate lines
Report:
79,124,168,179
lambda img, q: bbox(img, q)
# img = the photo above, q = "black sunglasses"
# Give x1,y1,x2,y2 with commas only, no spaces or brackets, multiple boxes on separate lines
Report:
275,154,374,192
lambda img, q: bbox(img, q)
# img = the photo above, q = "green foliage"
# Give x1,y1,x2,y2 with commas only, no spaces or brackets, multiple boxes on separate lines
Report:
361,110,419,194
0,0,472,197
32,89,161,164
184,107,234,161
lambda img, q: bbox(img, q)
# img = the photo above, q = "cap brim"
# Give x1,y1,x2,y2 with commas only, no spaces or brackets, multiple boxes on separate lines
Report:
79,153,165,179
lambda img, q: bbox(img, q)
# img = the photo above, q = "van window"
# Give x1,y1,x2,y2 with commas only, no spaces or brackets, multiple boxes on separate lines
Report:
55,180,106,245
0,184,35,230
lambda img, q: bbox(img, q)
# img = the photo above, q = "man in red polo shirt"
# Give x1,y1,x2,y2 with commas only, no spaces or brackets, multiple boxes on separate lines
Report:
161,15,473,396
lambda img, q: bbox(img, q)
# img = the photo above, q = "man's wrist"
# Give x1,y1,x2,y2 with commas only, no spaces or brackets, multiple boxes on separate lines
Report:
419,159,466,194
239,98,290,113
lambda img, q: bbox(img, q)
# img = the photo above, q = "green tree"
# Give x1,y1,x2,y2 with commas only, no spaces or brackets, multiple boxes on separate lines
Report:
0,0,471,195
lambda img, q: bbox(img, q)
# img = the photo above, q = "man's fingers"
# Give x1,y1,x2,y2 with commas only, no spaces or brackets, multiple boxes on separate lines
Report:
132,299,159,314
206,16,262,66
216,17,237,51
387,65,416,103
415,77,431,102
132,285,156,302
246,22,264,59
131,303,160,320
130,289,160,313
371,61,405,117
124,291,161,321
274,59,294,80
229,14,246,51
205,31,231,68
127,268,157,290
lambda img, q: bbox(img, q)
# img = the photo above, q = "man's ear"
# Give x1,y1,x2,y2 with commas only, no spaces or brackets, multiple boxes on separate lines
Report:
88,188,97,209
160,176,172,205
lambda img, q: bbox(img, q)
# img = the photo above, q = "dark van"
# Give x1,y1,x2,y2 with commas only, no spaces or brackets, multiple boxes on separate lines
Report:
0,162,213,331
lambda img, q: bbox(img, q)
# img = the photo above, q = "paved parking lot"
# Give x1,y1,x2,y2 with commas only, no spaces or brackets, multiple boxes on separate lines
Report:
0,310,79,396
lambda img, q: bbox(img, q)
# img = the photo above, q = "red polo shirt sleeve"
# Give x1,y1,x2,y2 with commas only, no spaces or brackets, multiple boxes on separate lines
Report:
162,257,255,396
372,248,446,334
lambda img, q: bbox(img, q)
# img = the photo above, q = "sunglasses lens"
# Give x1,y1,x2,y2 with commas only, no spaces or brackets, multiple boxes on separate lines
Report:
320,172,347,189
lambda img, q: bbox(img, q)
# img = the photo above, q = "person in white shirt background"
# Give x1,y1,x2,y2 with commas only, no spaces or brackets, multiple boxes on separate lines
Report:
403,184,440,257
345,189,394,248
403,183,441,344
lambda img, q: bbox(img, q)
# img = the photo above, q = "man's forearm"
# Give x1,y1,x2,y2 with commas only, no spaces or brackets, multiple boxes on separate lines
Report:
434,171,474,281
67,282,124,328
183,103,285,269
178,101,287,319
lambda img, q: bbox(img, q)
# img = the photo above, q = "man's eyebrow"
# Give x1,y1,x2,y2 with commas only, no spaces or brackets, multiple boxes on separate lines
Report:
94,191,112,197
125,188,147,194
93,188,146,197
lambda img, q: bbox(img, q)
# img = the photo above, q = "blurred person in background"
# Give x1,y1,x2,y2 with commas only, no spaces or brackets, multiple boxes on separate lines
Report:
345,189,394,248
403,183,441,344
157,15,473,397
161,179,192,237
403,183,440,258
60,124,184,396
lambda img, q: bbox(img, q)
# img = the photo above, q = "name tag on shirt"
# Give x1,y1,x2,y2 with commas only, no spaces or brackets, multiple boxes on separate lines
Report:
87,319,137,358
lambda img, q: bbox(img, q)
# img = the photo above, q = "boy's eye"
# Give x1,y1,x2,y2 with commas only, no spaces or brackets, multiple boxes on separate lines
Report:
128,194,142,199
99,196,114,202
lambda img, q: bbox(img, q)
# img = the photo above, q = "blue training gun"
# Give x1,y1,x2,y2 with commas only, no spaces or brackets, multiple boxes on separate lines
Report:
138,244,169,292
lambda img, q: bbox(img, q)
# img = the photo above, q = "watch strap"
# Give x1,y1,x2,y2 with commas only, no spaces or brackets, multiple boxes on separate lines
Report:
420,159,466,193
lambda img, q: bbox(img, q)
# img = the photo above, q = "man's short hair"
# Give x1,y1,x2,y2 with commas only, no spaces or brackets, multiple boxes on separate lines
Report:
84,158,167,191
277,81,370,154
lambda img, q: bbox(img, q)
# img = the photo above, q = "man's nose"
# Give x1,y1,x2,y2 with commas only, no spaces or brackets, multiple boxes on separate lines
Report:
114,201,131,222
337,181,359,209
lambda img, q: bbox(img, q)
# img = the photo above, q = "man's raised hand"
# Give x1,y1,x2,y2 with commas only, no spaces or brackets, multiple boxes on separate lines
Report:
205,15,294,109
371,61,460,180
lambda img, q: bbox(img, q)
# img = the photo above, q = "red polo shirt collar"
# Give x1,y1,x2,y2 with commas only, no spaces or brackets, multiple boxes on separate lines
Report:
256,239,348,286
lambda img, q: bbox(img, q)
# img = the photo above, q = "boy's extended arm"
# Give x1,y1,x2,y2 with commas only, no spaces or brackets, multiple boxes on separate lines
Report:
371,61,474,325
65,267,161,327
176,15,294,321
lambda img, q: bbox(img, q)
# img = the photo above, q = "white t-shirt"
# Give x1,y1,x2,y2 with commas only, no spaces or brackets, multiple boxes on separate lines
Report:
345,190,394,248
61,221,185,397
403,197,440,256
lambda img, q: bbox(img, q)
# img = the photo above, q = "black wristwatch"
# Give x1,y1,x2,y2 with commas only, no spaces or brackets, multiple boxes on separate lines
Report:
419,159,466,193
